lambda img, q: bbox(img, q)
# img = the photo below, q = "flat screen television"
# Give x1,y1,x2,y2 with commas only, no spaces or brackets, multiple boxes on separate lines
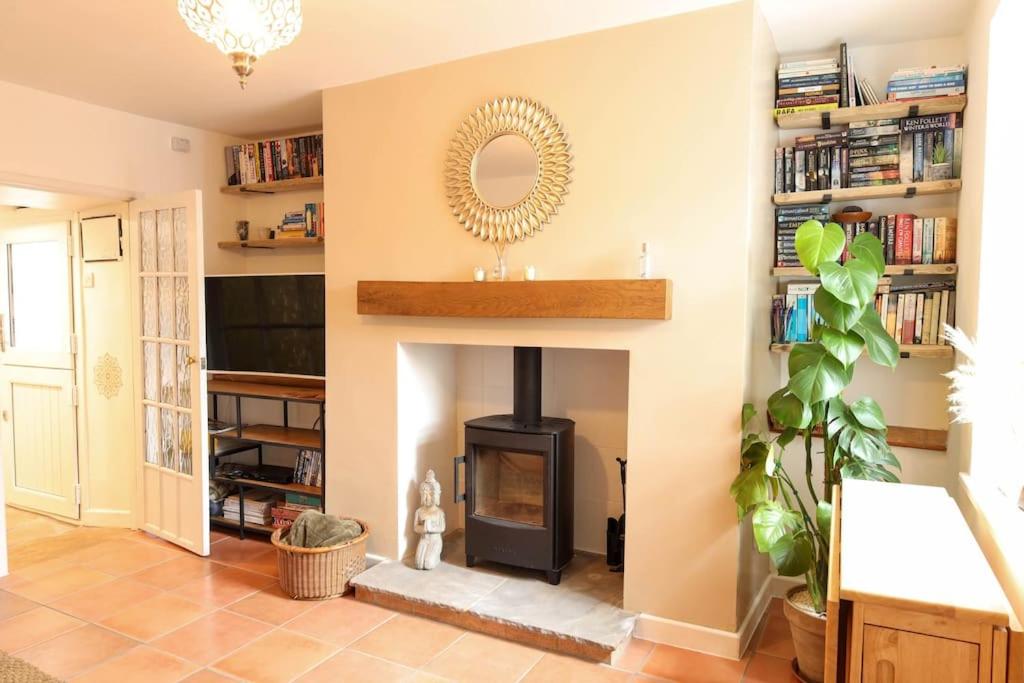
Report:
205,273,325,377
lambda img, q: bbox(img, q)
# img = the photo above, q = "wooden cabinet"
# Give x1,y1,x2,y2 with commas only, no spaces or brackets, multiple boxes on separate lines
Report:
828,480,1017,683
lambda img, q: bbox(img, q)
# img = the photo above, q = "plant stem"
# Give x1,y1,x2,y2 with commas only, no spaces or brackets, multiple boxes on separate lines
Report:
804,427,819,506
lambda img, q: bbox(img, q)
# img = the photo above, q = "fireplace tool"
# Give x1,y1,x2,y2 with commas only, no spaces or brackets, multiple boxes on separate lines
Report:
606,457,626,572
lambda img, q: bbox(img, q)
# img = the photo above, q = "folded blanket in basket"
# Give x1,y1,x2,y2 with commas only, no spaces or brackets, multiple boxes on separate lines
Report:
284,511,362,549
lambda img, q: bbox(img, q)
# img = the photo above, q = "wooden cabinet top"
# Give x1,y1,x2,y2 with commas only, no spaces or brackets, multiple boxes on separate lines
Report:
840,479,1012,625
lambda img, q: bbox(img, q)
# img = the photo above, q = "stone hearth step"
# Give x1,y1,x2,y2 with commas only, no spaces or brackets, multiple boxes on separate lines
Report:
351,557,636,662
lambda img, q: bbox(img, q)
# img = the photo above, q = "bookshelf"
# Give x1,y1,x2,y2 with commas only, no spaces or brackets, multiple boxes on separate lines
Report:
769,342,953,360
217,237,324,250
221,175,324,195
208,375,326,539
773,179,961,206
775,95,966,130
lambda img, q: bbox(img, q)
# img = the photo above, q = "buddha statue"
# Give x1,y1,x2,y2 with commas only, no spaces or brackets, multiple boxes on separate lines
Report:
414,469,445,570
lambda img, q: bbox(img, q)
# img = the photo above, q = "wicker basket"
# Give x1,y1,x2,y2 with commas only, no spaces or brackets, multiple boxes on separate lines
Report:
270,518,369,600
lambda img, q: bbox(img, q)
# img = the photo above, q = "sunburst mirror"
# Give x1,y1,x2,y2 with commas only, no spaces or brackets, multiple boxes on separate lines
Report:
444,97,572,251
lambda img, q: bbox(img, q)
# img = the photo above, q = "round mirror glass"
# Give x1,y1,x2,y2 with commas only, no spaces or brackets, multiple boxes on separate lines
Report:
471,133,538,208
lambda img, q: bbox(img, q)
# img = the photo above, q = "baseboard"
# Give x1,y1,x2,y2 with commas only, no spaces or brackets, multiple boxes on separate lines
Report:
634,573,776,660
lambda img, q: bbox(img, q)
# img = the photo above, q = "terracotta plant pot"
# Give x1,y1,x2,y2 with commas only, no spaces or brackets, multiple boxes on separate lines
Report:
783,585,827,683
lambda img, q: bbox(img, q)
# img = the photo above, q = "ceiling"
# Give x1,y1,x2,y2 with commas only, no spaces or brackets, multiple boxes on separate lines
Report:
0,0,972,138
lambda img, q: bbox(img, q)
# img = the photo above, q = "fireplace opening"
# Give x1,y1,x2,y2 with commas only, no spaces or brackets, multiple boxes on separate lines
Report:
459,347,575,585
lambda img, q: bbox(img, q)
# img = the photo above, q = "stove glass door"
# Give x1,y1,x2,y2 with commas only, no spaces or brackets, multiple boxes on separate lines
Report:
473,447,544,526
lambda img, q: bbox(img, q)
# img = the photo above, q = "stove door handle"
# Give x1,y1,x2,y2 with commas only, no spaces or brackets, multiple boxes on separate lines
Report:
453,455,466,503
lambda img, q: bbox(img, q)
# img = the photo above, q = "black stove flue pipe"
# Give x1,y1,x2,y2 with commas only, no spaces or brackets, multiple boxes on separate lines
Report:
512,346,542,426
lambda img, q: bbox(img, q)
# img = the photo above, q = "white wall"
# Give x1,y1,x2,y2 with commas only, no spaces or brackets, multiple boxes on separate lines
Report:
454,346,629,554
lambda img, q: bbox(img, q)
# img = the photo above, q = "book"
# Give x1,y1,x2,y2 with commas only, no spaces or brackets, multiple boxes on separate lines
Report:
914,292,925,344
839,43,849,108
922,218,934,264
938,291,950,344
224,133,325,185
773,103,839,117
912,219,924,264
902,294,916,344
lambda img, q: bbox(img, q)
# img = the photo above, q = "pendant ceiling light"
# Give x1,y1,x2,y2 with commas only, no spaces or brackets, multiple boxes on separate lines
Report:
178,0,303,90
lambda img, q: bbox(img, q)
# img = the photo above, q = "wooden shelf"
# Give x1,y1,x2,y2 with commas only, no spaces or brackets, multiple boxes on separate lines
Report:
770,423,947,452
356,279,672,320
220,176,323,195
771,264,957,277
208,378,325,403
218,237,323,250
213,475,322,497
775,95,967,130
770,343,953,359
213,424,323,450
773,179,961,206
210,515,276,534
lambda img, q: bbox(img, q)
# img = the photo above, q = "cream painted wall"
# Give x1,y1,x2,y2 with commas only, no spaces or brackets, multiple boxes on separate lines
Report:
453,345,629,555
0,80,245,277
324,2,763,630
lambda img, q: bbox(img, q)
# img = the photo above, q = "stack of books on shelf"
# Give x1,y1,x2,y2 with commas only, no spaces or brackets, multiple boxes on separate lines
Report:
277,202,326,239
847,119,900,187
224,133,324,186
775,205,829,267
293,450,322,487
774,57,840,117
876,278,956,345
887,65,966,101
900,114,963,182
223,491,281,526
270,500,319,529
771,282,819,343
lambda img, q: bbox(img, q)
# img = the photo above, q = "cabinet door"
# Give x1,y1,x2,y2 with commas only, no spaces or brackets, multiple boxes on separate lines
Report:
863,625,978,683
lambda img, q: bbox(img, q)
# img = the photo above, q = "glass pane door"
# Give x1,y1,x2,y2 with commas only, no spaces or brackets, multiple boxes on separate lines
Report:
473,447,545,526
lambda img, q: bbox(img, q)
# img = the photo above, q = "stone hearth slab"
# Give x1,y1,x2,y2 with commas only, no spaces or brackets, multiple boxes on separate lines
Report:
351,551,635,662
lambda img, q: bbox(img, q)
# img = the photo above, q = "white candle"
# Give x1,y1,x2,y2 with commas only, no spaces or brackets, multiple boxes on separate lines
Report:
473,266,486,282
523,265,536,281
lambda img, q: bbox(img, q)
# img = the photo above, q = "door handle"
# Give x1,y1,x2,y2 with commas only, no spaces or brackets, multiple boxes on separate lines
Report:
453,455,466,503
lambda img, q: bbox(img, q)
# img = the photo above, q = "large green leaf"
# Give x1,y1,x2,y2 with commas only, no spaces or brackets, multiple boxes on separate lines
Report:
730,467,771,518
769,532,815,576
850,397,886,430
776,427,799,449
820,327,864,367
752,502,802,553
742,403,756,430
841,460,899,483
795,220,846,275
814,287,866,333
819,260,878,308
851,308,899,368
816,501,833,545
768,388,810,428
787,344,848,404
849,232,885,276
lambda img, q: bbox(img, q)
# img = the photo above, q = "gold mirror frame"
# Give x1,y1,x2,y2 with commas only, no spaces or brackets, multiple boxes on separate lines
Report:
444,96,572,246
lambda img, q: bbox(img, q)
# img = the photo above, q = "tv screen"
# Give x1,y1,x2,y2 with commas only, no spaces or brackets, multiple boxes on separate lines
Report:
205,274,325,377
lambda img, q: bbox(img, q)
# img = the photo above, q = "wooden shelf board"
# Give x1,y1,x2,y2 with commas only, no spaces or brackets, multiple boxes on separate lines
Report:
213,424,323,450
220,176,323,195
357,279,672,320
207,378,325,402
213,475,322,497
775,95,967,130
773,180,961,206
771,264,958,277
218,237,323,250
770,343,953,359
770,423,947,452
210,515,276,534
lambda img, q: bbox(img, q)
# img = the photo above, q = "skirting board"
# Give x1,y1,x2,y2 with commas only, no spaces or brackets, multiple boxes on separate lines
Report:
634,574,801,660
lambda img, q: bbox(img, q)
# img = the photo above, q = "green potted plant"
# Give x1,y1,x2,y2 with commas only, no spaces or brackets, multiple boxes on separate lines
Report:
731,220,902,683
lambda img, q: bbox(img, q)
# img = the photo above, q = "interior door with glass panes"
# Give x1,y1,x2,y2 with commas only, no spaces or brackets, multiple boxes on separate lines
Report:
131,191,209,555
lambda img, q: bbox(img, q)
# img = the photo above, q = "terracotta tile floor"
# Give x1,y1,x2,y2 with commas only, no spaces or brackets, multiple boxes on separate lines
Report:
1,506,798,681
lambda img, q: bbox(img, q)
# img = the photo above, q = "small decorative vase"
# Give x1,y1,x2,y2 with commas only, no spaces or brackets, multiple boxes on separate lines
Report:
236,220,250,241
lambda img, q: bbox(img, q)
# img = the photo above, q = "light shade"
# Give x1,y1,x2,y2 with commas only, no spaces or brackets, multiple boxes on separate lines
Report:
179,0,302,88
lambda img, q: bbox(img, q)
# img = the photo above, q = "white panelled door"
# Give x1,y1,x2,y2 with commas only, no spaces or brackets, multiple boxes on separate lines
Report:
131,192,209,555
0,218,80,519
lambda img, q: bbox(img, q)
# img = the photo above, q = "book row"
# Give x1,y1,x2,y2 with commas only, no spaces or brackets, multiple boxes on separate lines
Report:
293,449,323,487
774,114,963,193
224,133,324,186
772,44,880,116
876,279,956,345
770,279,956,346
887,65,966,101
773,205,829,268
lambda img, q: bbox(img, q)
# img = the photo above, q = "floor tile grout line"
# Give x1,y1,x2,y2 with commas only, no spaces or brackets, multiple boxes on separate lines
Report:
415,629,469,674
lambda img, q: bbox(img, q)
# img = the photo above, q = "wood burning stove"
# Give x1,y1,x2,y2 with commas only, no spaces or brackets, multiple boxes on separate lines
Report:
454,347,574,584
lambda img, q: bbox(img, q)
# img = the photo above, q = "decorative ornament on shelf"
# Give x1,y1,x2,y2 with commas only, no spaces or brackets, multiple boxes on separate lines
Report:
178,0,303,90
444,96,572,275
414,470,445,570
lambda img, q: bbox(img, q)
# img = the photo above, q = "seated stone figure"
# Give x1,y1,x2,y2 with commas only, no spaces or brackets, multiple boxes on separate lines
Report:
414,470,445,570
